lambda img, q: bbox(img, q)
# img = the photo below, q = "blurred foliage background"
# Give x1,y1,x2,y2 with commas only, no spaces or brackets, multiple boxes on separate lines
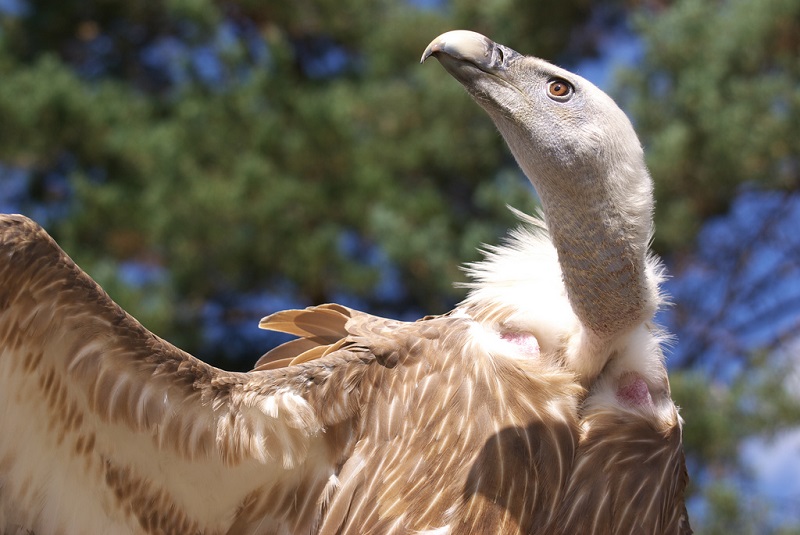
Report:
1,0,799,531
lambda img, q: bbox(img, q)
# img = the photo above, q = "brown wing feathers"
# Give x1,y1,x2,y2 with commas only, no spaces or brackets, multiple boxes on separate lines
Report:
254,304,354,370
258,304,352,338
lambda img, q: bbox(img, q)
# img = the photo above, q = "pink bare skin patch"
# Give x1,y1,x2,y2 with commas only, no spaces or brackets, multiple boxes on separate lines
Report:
500,331,540,357
616,372,654,408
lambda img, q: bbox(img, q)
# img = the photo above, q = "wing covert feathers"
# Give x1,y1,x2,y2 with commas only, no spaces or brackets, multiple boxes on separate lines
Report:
255,303,408,370
258,304,351,339
255,304,355,369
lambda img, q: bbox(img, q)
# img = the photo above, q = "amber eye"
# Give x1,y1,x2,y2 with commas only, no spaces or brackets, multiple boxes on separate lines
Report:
547,79,573,100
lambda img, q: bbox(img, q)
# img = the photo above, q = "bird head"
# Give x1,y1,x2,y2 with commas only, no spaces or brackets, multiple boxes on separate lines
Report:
421,30,650,209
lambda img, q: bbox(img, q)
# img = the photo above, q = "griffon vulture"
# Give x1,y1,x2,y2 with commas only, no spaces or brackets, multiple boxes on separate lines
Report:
0,30,690,534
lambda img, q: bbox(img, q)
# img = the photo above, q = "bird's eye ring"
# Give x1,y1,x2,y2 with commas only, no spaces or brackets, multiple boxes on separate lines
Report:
547,79,573,101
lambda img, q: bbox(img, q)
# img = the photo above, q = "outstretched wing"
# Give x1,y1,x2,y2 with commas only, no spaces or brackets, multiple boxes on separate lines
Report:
0,215,369,534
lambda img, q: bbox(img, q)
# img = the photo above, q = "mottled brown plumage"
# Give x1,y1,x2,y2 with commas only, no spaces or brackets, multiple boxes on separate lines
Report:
0,30,690,534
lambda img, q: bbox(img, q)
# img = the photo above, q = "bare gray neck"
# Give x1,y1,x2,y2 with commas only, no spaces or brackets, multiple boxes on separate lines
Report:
535,166,655,341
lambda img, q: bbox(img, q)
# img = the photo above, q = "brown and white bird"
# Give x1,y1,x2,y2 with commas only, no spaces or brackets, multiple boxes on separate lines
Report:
0,30,690,534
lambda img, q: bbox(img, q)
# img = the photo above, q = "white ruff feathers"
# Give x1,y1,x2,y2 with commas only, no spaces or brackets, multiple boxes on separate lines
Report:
458,210,676,426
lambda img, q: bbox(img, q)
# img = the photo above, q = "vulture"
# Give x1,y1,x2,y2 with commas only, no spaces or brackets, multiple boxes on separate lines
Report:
0,30,691,534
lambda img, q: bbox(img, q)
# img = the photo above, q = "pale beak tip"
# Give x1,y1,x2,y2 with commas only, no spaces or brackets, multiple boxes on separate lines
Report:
420,42,440,63
420,30,492,66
